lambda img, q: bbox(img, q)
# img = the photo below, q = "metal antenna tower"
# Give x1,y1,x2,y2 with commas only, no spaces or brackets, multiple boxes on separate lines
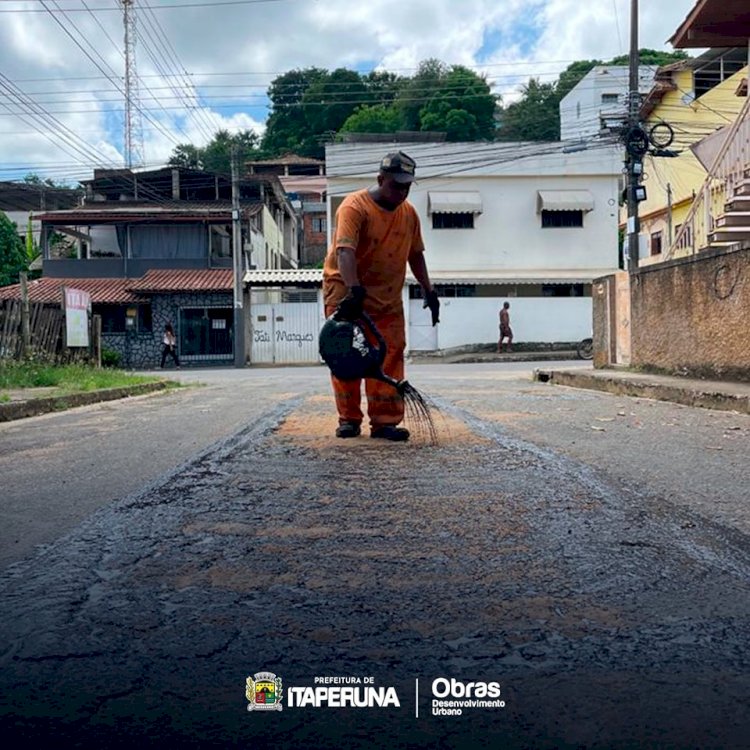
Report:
122,0,144,168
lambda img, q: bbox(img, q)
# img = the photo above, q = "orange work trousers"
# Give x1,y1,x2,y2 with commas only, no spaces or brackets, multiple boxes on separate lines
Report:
324,306,405,429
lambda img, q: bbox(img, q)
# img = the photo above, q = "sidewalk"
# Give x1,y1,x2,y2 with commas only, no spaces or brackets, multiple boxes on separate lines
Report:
534,366,750,415
0,381,171,422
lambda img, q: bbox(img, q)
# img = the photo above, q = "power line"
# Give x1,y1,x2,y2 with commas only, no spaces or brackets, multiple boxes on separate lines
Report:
36,0,182,153
0,0,301,12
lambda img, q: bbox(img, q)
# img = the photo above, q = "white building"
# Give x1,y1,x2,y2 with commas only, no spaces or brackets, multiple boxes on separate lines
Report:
325,140,622,351
559,66,654,142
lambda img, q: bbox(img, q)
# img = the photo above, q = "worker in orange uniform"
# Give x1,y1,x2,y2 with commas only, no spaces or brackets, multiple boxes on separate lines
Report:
322,151,439,442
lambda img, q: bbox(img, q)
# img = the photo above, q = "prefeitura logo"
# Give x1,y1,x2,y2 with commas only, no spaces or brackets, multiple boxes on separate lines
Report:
246,671,283,712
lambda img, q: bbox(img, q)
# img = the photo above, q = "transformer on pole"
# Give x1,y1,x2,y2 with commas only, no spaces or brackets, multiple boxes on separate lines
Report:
122,0,144,168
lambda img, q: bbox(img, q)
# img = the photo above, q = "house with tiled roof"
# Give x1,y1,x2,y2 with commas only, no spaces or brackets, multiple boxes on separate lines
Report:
0,167,299,367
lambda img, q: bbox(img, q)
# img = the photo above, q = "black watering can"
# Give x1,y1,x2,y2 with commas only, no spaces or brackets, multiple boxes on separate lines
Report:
319,309,406,392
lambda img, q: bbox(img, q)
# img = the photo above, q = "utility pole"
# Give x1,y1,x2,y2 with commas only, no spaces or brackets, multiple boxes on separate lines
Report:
231,145,245,368
626,0,641,272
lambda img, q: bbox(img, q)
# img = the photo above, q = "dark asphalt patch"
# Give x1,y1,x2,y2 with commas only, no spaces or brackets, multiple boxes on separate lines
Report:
0,395,748,749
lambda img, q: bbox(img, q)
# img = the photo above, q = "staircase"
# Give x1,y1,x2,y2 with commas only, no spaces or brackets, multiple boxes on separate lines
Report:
708,172,750,247
666,92,750,258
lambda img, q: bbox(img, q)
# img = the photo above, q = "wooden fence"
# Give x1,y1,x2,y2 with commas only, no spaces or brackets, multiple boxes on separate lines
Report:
0,299,64,361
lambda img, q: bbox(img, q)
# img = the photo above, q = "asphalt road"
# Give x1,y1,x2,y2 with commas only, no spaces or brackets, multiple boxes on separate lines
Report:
1,361,748,749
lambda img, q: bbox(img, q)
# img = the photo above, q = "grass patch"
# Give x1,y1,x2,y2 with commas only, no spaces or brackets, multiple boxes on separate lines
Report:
0,362,168,394
0,392,9,403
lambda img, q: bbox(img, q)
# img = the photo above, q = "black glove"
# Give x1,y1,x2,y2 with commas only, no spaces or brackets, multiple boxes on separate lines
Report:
423,289,440,326
337,285,366,321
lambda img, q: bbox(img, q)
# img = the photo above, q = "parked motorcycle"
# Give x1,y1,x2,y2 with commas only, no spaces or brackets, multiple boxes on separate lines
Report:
576,337,594,360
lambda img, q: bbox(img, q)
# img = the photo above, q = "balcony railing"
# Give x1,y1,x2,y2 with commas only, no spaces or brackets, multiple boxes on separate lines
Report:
665,92,750,259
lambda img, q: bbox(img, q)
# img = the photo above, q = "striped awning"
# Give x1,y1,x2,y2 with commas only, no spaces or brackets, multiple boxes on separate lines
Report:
428,191,483,215
243,268,323,287
537,190,594,212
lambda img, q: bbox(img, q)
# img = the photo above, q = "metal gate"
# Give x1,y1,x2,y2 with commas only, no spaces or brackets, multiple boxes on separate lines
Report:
250,297,323,364
408,298,438,351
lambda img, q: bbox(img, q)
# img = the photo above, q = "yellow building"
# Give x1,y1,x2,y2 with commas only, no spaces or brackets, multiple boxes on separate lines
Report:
633,48,747,263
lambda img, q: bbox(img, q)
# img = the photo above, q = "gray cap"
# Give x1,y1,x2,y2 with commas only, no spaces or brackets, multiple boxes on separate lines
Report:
379,151,417,183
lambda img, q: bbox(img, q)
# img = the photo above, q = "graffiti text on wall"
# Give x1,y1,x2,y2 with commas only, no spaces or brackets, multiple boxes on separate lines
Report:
254,329,315,348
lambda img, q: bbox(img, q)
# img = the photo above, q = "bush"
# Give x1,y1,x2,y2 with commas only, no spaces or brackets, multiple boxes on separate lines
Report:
101,348,121,368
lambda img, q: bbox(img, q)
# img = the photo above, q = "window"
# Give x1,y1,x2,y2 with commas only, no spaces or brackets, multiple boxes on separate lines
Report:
693,47,748,99
650,231,663,256
601,93,619,104
311,217,327,233
94,304,152,333
542,284,585,297
432,212,475,229
541,210,584,228
409,284,477,299
675,223,693,250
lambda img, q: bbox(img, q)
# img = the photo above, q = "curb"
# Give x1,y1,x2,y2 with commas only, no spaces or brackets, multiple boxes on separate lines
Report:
533,369,750,415
411,351,580,365
0,381,172,423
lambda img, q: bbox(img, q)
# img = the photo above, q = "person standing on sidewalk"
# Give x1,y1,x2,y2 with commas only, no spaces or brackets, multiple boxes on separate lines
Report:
498,301,513,353
322,151,439,442
160,323,180,369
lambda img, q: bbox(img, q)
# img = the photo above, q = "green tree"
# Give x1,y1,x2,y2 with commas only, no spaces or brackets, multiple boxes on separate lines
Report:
301,69,369,150
167,144,202,169
22,173,72,189
339,103,402,134
363,70,405,105
419,65,497,140
497,78,560,141
395,58,451,131
609,49,689,67
261,67,327,157
0,211,26,287
166,130,261,175
201,129,260,174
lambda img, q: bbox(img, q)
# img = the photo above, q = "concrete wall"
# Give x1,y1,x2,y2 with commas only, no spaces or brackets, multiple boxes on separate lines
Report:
425,296,592,349
592,271,630,367
301,211,327,267
631,246,750,381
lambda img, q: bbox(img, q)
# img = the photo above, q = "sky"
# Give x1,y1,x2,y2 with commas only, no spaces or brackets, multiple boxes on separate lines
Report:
0,0,699,183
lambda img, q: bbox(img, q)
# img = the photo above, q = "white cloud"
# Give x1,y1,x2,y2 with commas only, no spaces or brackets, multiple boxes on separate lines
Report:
0,0,699,181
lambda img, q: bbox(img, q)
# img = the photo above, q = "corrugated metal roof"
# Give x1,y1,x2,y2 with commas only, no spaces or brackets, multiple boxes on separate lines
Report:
129,269,233,292
243,268,323,286
35,201,262,223
0,277,146,304
408,270,609,285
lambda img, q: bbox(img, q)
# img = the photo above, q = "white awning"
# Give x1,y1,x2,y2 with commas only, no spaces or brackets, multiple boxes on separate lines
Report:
537,190,594,212
428,191,483,215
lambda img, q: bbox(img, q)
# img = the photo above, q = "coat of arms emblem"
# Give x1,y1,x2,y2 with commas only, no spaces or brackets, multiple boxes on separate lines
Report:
246,671,283,711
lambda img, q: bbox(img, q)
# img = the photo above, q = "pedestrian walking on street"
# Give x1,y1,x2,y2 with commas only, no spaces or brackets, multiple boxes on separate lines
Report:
322,150,439,442
160,323,180,369
498,301,513,353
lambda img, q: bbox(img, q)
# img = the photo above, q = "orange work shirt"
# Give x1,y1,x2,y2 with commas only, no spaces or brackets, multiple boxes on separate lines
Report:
323,189,425,315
